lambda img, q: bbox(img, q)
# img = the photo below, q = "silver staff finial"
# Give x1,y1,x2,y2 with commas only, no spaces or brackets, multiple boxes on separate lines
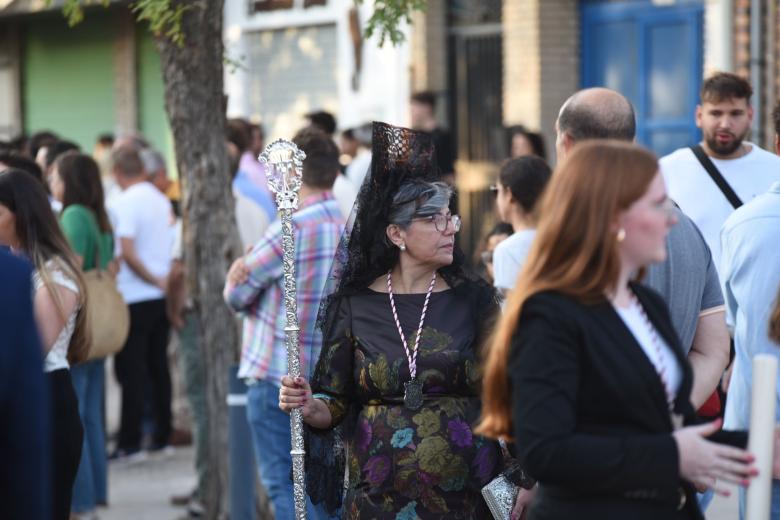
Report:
260,138,306,210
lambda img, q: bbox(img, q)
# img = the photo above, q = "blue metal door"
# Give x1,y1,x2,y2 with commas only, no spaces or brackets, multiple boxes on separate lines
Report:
581,1,704,156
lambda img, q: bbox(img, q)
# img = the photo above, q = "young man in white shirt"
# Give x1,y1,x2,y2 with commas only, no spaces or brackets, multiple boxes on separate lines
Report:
491,156,551,295
660,72,780,269
110,146,174,460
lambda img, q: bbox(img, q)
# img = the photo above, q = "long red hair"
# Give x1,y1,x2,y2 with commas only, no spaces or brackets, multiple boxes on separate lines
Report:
476,140,659,440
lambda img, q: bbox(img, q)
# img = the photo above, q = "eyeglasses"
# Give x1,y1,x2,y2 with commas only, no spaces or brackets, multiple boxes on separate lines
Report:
413,214,462,232
655,197,677,217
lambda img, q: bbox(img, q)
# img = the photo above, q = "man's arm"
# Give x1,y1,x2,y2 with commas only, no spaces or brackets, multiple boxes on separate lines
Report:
166,259,186,330
223,222,284,312
687,308,730,408
120,237,166,290
684,214,729,408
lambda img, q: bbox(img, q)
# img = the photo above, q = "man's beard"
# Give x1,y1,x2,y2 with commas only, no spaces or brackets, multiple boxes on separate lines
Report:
704,129,748,156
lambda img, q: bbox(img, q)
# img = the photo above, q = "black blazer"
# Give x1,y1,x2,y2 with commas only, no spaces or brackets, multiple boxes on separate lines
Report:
509,282,745,520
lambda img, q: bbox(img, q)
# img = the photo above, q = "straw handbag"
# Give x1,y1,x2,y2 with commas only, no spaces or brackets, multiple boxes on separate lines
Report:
84,244,130,360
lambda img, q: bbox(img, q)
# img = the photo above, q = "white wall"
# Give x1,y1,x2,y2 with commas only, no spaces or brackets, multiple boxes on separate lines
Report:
0,26,21,140
223,0,411,141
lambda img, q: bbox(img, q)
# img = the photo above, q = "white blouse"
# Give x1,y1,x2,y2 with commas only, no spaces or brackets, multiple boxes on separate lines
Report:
33,259,80,373
615,297,682,403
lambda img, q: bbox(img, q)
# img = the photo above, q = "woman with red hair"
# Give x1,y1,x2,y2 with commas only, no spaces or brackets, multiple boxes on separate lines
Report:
477,141,757,520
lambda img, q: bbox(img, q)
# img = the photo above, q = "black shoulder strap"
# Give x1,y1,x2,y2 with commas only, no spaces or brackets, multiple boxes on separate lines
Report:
689,145,743,209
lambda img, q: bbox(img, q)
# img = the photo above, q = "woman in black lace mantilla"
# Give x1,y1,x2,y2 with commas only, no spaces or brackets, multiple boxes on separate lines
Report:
278,123,505,519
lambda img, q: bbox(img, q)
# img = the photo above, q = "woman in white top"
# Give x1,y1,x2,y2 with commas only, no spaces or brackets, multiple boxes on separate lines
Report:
0,168,89,520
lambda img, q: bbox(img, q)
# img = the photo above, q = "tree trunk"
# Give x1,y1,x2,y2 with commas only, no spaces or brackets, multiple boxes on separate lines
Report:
155,2,240,517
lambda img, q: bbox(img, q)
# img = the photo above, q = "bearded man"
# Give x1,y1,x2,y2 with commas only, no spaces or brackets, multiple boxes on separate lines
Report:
660,72,780,270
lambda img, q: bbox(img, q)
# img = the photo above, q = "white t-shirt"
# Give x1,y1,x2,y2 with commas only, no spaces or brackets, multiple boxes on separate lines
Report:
234,191,270,251
33,260,80,373
110,181,174,304
493,229,536,291
615,298,682,401
333,174,358,219
660,143,780,270
346,149,372,189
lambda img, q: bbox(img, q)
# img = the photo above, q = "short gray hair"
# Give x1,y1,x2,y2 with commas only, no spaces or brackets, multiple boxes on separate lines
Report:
140,148,165,175
111,146,144,178
388,181,452,228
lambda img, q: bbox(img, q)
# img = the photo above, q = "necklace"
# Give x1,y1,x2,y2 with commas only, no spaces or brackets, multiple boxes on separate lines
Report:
387,270,437,410
626,292,684,430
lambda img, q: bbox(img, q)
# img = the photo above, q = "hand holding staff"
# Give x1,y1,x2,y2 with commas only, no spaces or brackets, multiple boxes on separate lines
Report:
261,139,308,520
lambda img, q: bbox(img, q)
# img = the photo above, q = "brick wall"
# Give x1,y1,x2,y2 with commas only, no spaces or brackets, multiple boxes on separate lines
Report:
733,0,751,78
503,0,541,128
732,0,779,146
538,0,579,152
769,0,779,138
409,0,449,124
503,0,578,159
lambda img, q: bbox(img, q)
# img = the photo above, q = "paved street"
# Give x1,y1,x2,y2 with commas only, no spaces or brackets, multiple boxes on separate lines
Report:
97,441,739,520
103,349,740,520
102,448,195,520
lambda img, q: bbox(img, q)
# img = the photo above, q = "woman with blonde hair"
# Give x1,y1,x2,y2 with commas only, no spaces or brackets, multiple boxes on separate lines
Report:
0,168,89,519
477,141,757,519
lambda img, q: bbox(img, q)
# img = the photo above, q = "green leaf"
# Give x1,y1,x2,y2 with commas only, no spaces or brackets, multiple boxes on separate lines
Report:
132,0,189,47
354,0,427,47
52,0,110,27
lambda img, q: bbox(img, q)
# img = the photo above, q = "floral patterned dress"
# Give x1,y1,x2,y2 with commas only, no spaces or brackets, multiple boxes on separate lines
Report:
312,288,502,519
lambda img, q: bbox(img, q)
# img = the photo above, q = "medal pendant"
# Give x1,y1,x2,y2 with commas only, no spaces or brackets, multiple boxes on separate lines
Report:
403,379,424,410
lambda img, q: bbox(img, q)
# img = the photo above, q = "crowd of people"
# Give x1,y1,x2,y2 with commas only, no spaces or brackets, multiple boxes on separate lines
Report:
2,72,780,520
263,74,780,520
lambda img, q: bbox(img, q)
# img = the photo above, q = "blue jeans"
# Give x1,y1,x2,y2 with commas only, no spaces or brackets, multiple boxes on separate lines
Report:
71,359,107,512
246,379,335,520
739,480,780,519
697,488,714,512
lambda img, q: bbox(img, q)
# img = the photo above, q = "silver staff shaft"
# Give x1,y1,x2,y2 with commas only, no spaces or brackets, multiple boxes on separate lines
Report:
280,207,307,520
260,138,308,520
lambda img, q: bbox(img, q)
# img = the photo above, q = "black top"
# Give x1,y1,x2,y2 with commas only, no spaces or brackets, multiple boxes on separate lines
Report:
311,288,501,519
429,128,455,177
509,282,746,520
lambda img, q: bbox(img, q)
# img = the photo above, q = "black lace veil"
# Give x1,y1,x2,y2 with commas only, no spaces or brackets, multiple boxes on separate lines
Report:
305,122,498,513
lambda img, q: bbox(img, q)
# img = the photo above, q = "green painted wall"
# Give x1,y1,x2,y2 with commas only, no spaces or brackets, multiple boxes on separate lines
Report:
137,30,176,177
23,12,115,153
23,11,176,178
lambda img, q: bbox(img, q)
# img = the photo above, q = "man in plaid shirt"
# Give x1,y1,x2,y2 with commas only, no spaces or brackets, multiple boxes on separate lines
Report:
223,127,346,520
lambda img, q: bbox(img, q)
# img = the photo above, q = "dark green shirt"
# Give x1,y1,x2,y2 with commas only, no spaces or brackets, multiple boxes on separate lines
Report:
59,204,114,271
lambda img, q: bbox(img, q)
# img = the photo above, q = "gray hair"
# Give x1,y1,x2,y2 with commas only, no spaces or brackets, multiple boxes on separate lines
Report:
140,148,166,175
388,181,452,227
111,146,144,178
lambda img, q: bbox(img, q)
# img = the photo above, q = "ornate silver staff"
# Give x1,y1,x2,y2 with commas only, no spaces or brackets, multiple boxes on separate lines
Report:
260,139,307,520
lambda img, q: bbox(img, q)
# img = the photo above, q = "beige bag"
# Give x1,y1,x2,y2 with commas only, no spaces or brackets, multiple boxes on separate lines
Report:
84,242,130,360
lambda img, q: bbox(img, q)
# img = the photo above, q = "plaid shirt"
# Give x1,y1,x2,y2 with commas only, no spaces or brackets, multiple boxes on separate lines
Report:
224,192,344,385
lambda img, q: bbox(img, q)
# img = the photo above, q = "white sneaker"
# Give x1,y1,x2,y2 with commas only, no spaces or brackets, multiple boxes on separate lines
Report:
187,498,205,517
148,444,175,459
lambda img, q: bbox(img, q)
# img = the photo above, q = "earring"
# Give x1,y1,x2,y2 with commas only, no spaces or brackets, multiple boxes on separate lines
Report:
399,244,406,251
616,228,626,242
